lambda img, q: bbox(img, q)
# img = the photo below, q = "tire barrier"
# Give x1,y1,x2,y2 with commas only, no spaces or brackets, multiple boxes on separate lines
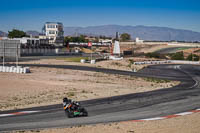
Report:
0,66,30,74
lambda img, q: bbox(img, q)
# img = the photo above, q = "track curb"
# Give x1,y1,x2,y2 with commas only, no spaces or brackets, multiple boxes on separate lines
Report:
123,108,200,122
0,111,40,117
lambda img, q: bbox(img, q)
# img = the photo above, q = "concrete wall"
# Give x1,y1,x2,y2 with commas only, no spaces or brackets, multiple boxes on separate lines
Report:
20,48,57,56
20,48,79,56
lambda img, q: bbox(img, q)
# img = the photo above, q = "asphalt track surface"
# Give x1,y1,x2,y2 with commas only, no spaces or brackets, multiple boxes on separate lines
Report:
0,63,200,132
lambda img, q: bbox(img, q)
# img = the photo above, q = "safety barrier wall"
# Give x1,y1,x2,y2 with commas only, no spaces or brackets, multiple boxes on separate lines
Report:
0,66,30,74
134,60,200,65
20,48,56,56
170,60,200,64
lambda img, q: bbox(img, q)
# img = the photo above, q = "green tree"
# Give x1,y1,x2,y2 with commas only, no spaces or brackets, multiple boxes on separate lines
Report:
120,33,131,41
64,35,89,43
64,37,71,43
186,53,199,61
8,29,28,38
145,52,161,59
171,51,184,60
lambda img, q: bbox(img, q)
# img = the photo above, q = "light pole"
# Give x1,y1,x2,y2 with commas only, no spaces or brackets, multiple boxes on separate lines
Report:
3,42,5,67
16,43,19,67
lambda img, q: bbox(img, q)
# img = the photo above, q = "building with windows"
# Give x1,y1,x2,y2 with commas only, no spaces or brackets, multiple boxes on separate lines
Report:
135,37,144,44
42,22,64,46
1,37,50,48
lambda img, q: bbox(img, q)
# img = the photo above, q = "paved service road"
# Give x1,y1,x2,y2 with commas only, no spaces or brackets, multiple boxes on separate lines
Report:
0,64,200,132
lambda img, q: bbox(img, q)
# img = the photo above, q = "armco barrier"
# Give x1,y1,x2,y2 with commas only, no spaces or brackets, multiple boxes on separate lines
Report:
0,66,30,74
134,60,200,65
134,60,171,65
170,60,200,64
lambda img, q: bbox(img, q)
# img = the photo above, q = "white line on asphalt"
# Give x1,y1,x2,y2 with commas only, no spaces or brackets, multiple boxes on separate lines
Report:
20,111,40,113
141,117,165,121
0,114,14,117
177,65,198,89
0,110,41,117
175,112,193,116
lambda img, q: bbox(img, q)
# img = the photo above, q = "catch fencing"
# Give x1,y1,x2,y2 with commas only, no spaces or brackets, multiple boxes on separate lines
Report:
0,40,20,57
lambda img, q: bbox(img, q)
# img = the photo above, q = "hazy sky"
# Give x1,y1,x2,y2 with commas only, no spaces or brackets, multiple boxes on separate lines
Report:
0,0,200,32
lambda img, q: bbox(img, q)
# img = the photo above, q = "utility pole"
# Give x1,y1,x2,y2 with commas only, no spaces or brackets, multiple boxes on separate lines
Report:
16,43,19,67
3,42,5,67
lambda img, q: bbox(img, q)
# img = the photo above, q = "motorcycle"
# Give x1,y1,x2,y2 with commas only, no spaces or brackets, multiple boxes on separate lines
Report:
64,102,88,118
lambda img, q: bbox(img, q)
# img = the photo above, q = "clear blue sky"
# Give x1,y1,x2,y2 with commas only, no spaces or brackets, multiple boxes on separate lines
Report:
0,0,200,32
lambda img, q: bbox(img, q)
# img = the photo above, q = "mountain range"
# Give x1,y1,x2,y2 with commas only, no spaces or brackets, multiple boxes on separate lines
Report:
1,25,200,42
0,31,7,37
26,30,41,37
64,25,200,42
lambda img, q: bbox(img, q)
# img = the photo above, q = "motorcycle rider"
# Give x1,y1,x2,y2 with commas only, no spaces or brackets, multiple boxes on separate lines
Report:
63,97,80,111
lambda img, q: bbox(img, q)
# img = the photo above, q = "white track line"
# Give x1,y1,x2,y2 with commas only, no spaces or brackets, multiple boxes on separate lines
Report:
0,114,14,117
21,111,40,113
176,65,199,89
141,117,165,121
175,112,193,116
0,110,40,118
124,109,200,123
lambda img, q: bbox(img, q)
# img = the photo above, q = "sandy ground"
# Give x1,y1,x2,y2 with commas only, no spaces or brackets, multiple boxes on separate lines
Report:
19,57,157,72
3,58,198,133
0,63,177,111
133,44,176,53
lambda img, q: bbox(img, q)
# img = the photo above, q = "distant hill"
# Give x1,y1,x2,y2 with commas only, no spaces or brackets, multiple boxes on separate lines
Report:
0,31,7,37
26,30,40,37
64,25,200,42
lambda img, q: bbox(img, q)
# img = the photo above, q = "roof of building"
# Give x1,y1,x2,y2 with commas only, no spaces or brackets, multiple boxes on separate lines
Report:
45,22,63,25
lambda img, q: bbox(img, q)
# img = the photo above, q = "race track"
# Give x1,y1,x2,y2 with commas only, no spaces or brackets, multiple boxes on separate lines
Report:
0,64,200,132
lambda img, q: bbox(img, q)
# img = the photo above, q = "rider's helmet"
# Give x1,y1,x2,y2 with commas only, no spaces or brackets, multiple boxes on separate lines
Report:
68,99,72,103
63,97,68,103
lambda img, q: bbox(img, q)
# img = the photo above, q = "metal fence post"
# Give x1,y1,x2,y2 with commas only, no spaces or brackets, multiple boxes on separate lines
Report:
16,43,18,67
3,41,5,67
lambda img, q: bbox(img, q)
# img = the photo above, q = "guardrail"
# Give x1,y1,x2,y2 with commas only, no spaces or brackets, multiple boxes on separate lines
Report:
134,60,200,65
170,60,200,64
69,42,111,46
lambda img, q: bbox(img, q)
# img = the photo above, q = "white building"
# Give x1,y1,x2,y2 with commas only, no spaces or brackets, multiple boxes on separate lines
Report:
136,37,144,44
2,37,49,47
99,39,112,43
42,22,64,46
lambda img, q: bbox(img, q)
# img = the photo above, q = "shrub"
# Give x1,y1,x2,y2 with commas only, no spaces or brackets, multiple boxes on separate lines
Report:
128,59,134,64
170,51,184,60
128,59,134,68
67,92,75,97
186,53,199,61
145,52,161,59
